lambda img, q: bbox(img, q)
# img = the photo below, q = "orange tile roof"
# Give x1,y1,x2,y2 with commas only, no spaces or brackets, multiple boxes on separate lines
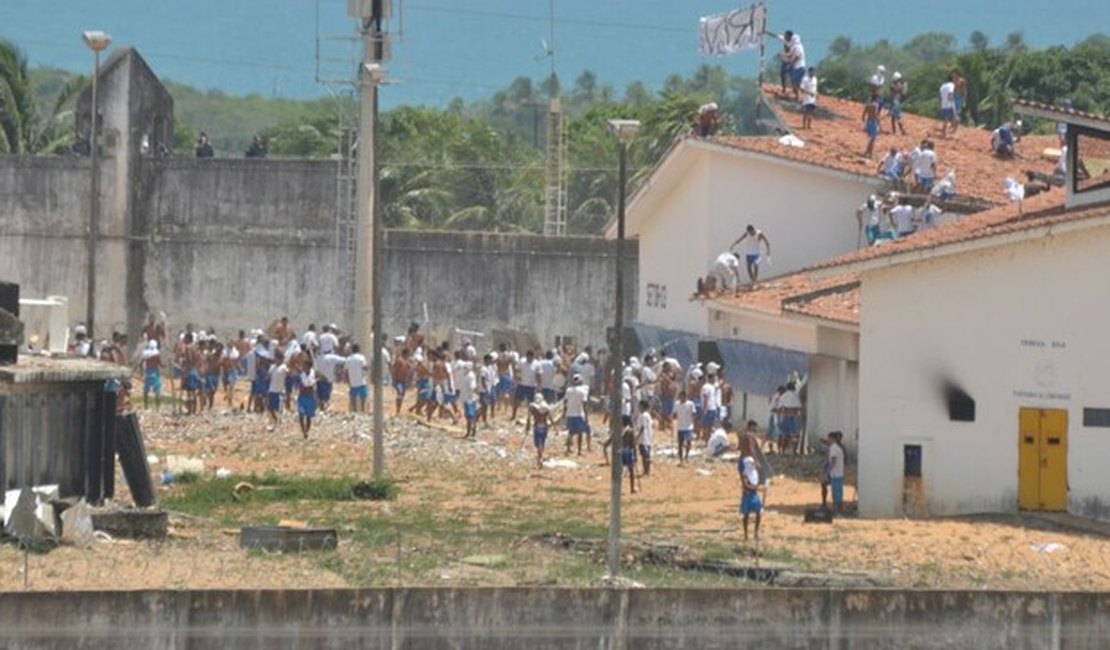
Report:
709,272,861,326
810,192,1110,271
709,193,1110,326
712,87,1058,206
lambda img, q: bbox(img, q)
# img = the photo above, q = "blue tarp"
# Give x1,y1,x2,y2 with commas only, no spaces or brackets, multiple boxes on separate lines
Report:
629,322,806,397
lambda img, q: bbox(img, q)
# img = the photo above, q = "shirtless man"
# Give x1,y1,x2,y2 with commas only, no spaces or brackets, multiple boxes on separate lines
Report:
527,394,553,469
221,340,240,408
403,322,425,355
142,314,166,351
658,360,678,434
391,348,413,415
179,333,203,415
428,350,457,423
408,351,434,417
494,344,514,409
203,340,222,411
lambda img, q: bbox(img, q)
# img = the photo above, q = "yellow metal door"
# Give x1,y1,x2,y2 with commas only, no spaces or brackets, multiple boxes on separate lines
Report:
1018,408,1041,510
1039,409,1068,511
1017,408,1068,511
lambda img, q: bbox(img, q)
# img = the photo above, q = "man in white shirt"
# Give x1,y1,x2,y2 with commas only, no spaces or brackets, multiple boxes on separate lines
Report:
459,362,479,439
511,349,539,421
826,431,846,513
709,251,741,295
636,399,654,477
730,224,772,285
346,344,368,413
699,374,721,440
267,360,288,425
301,324,318,353
316,350,342,412
939,73,959,137
297,361,318,438
675,390,697,464
318,324,339,356
564,374,591,456
912,140,937,193
539,351,558,403
889,200,916,238
801,68,818,130
707,422,731,458
776,381,803,455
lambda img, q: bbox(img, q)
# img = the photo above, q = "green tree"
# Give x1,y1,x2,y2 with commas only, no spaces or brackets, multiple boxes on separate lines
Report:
0,39,78,154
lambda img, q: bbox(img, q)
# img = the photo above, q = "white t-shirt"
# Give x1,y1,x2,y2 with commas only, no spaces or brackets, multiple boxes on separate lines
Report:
801,75,818,105
779,390,802,410
458,370,477,404
869,72,885,89
914,149,936,179
676,399,697,432
301,330,318,349
538,359,556,390
300,368,317,389
479,365,495,392
268,363,288,394
318,332,339,355
789,40,806,69
621,382,633,417
701,381,721,411
637,411,653,447
346,353,368,388
707,428,730,457
828,444,845,479
891,205,915,234
517,358,538,387
451,360,469,394
714,252,739,271
939,81,955,110
565,384,589,418
320,353,345,383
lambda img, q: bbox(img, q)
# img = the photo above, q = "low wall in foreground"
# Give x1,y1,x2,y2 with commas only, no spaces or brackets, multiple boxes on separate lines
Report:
0,587,1105,649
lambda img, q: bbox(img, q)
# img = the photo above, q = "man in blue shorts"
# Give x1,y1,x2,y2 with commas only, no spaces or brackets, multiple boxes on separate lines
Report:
739,456,763,542
390,347,412,415
346,344,368,413
141,340,162,410
730,225,771,286
563,374,591,456
620,415,638,494
862,91,880,158
527,394,552,469
512,349,538,421
297,361,318,438
267,358,288,426
674,390,697,464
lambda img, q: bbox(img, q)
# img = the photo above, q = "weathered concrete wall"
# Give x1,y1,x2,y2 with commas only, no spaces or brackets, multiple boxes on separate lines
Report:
0,588,1104,649
0,154,637,349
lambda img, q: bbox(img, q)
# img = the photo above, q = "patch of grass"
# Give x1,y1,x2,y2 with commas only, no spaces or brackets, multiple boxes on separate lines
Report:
162,472,398,517
174,470,201,485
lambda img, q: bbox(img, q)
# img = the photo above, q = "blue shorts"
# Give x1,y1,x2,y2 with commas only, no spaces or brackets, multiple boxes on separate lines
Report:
143,368,161,395
204,373,219,393
464,401,478,421
284,375,297,395
480,391,494,406
317,379,333,402
803,102,815,113
533,425,548,449
865,118,879,139
251,379,269,396
620,448,635,468
350,384,368,400
541,388,556,404
393,381,407,396
222,369,238,387
940,107,956,121
866,224,881,245
678,429,694,443
831,477,844,505
778,414,798,435
267,392,282,412
701,409,719,428
639,443,651,463
567,416,589,435
238,357,248,374
498,374,513,396
297,392,317,419
916,174,934,190
789,66,805,86
515,385,535,403
741,491,763,515
954,94,963,114
184,369,201,392
745,254,760,266
443,391,459,405
891,99,903,119
417,378,433,401
660,397,675,418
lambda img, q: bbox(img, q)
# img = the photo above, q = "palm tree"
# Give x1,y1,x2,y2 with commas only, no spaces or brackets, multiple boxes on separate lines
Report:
0,39,82,154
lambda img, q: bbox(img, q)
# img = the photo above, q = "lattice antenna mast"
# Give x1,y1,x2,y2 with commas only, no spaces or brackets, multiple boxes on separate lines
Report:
542,0,568,236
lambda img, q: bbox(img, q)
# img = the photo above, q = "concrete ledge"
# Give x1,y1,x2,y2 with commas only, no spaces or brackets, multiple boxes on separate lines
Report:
0,588,1104,649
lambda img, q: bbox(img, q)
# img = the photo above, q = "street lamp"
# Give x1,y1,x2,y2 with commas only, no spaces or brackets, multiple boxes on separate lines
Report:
82,30,111,340
605,118,640,580
365,62,388,479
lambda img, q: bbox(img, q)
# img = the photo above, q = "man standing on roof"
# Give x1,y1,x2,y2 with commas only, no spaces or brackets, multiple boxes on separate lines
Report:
889,72,908,135
939,73,959,137
869,65,886,115
862,91,881,159
770,30,806,101
730,225,772,287
800,68,818,130
912,140,937,192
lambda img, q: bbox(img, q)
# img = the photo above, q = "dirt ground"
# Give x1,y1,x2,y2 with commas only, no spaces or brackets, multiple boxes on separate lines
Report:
3,389,1109,592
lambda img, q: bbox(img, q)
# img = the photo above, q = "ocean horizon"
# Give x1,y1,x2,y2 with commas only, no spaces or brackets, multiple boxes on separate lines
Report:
2,0,1107,106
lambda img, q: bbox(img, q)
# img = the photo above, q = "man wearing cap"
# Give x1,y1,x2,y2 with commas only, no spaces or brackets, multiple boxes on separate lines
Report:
564,373,591,456
991,119,1022,158
889,72,907,135
527,393,553,469
141,340,162,410
699,372,721,441
869,65,886,115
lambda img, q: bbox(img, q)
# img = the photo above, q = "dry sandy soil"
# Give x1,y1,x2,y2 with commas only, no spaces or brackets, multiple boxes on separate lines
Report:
2,391,1108,592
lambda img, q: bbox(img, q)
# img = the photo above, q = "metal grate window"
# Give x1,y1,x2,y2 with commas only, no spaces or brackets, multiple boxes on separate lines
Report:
1082,408,1110,428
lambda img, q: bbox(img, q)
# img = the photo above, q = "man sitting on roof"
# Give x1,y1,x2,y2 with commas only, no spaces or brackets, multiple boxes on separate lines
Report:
991,120,1022,158
695,103,719,138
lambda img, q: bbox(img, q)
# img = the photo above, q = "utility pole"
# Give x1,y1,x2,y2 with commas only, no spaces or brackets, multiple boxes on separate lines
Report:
352,0,390,478
82,31,111,338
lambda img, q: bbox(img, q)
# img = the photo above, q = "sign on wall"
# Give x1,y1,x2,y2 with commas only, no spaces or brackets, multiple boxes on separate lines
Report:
646,283,668,310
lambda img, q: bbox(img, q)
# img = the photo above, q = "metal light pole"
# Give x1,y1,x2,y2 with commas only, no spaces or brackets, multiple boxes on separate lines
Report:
605,119,640,580
367,63,387,479
82,30,111,338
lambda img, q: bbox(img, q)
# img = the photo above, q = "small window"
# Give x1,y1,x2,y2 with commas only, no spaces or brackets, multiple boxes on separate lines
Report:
1083,408,1110,428
903,445,922,478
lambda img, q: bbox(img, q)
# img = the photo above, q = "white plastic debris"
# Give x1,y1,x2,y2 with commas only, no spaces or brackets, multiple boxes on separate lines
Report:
146,454,160,466
1030,542,1065,554
778,133,805,148
215,467,232,479
60,499,94,547
542,459,581,469
165,455,205,474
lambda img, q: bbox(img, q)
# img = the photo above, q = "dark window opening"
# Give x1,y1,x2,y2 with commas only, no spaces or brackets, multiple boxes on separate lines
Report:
945,383,975,422
903,444,922,478
1073,127,1110,195
1083,407,1110,428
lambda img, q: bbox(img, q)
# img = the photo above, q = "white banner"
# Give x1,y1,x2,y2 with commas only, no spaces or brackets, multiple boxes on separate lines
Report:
698,4,766,56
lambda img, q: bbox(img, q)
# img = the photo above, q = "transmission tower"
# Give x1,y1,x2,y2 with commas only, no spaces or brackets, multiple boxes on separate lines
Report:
542,1,568,237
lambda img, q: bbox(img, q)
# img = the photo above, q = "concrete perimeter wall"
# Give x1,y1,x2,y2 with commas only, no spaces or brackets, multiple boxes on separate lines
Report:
0,156,637,349
0,587,1105,649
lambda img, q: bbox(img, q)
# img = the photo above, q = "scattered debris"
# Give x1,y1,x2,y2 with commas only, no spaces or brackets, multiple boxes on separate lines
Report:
165,456,205,474
59,499,95,547
215,467,233,479
1031,542,1066,554
596,574,645,589
543,459,581,469
461,554,509,568
804,508,835,524
91,510,169,540
232,482,255,500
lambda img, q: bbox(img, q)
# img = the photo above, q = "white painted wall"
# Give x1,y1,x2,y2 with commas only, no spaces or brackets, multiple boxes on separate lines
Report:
636,153,711,334
633,143,880,336
809,356,860,454
858,225,1110,520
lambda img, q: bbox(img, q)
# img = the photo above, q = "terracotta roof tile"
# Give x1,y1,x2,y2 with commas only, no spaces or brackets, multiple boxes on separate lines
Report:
712,87,1058,206
709,272,861,325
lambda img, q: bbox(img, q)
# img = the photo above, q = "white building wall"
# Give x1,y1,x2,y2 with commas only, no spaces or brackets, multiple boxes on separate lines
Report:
809,356,860,454
636,154,711,334
858,225,1110,520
